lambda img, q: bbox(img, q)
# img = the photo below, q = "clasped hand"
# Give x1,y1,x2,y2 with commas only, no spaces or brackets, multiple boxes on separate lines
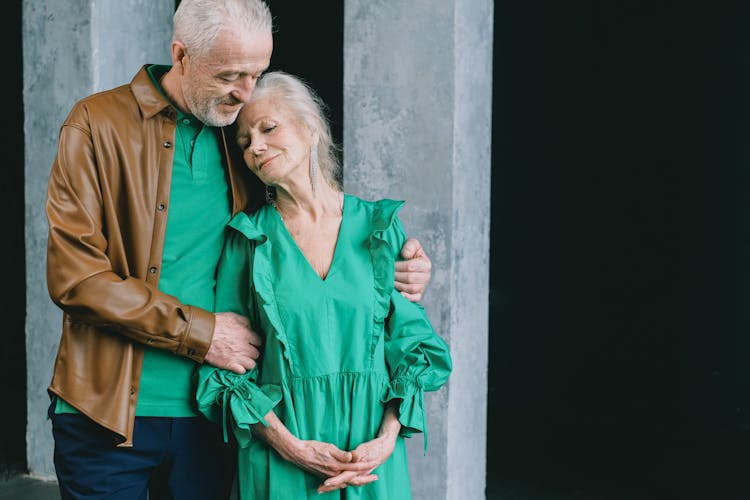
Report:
290,434,398,494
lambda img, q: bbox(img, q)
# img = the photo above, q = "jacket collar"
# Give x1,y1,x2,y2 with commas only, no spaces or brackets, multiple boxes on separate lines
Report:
131,65,177,121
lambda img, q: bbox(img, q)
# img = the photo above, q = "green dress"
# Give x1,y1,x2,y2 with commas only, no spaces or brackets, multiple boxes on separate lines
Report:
195,195,452,499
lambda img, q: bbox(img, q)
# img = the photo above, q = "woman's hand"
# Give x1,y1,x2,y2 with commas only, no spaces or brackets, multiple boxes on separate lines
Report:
316,405,402,493
286,439,372,479
252,411,372,479
316,434,397,493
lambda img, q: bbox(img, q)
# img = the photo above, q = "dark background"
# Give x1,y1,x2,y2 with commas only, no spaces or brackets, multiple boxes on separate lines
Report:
488,1,750,498
264,0,344,151
4,2,750,499
1,0,27,480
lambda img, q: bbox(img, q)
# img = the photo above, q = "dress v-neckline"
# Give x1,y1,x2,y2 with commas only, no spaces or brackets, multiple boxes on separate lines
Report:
270,194,347,283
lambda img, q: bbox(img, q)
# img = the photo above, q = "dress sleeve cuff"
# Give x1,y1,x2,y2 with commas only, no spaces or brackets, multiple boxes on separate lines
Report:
195,367,282,448
382,377,429,453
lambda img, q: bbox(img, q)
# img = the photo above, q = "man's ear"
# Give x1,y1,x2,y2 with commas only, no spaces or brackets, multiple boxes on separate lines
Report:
171,41,189,73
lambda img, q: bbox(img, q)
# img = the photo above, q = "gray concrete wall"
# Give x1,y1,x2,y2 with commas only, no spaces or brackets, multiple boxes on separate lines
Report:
23,0,173,478
344,1,493,498
446,1,493,498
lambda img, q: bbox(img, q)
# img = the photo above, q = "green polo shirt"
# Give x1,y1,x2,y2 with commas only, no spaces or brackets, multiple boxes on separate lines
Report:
136,65,231,416
55,65,231,417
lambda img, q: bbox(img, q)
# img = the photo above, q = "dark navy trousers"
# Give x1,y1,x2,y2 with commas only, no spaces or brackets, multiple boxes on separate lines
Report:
50,409,236,500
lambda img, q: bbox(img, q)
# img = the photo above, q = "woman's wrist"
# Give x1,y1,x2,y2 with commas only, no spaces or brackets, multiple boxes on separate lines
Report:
270,428,304,462
252,411,301,462
377,405,402,442
270,431,300,461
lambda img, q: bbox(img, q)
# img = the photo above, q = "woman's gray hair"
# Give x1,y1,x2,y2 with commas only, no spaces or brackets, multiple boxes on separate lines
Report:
250,71,342,189
173,0,273,60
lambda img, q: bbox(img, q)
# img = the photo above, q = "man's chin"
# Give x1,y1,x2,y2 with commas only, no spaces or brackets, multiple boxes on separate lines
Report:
195,108,241,127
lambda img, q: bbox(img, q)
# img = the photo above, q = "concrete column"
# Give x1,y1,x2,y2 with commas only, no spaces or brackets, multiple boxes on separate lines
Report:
23,0,173,477
344,1,493,498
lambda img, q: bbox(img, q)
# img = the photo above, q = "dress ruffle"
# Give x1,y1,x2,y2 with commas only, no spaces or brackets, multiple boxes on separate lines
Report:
365,200,429,451
228,212,295,370
366,199,406,363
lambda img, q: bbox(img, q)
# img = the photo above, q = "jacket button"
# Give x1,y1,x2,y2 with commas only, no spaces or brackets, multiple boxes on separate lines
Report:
130,386,135,396
164,141,172,148
149,267,157,274
146,338,154,344
157,203,166,211
187,348,196,356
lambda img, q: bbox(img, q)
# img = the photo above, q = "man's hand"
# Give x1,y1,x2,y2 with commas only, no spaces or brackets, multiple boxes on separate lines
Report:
204,312,262,373
395,237,432,302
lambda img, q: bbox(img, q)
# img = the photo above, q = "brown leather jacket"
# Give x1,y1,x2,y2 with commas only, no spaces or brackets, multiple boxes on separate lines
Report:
45,65,264,446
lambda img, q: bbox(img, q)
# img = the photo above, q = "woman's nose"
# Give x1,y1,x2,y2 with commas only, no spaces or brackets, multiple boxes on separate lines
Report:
251,139,267,155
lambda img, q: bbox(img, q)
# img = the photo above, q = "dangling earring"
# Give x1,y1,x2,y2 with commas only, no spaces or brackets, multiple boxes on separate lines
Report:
265,185,274,204
310,144,319,197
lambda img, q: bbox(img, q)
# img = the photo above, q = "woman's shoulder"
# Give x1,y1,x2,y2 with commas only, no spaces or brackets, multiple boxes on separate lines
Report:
345,194,407,251
345,193,405,224
227,204,274,241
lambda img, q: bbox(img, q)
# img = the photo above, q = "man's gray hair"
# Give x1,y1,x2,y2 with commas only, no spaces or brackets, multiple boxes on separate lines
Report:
251,71,342,189
173,0,273,60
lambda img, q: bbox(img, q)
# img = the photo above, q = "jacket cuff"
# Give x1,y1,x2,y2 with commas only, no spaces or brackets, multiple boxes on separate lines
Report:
177,306,214,362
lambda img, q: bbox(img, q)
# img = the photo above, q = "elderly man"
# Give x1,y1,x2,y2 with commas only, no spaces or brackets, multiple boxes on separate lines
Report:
44,0,432,499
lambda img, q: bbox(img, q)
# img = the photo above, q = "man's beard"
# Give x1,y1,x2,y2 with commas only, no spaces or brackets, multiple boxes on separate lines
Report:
182,81,241,127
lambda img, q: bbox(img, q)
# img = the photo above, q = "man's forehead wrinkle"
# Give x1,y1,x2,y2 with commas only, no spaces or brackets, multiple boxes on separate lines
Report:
199,57,264,74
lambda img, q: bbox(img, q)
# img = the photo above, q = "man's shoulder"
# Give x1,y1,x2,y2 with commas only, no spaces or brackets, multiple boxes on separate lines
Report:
65,66,165,127
65,82,139,127
77,82,135,107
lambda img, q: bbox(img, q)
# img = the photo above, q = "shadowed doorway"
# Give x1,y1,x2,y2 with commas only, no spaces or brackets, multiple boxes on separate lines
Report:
488,1,750,498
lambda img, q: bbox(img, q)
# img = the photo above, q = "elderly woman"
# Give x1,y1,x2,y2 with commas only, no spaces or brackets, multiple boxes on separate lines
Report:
195,71,452,499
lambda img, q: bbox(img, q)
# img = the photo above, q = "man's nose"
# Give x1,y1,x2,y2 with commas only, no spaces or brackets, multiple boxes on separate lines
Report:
231,76,256,103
